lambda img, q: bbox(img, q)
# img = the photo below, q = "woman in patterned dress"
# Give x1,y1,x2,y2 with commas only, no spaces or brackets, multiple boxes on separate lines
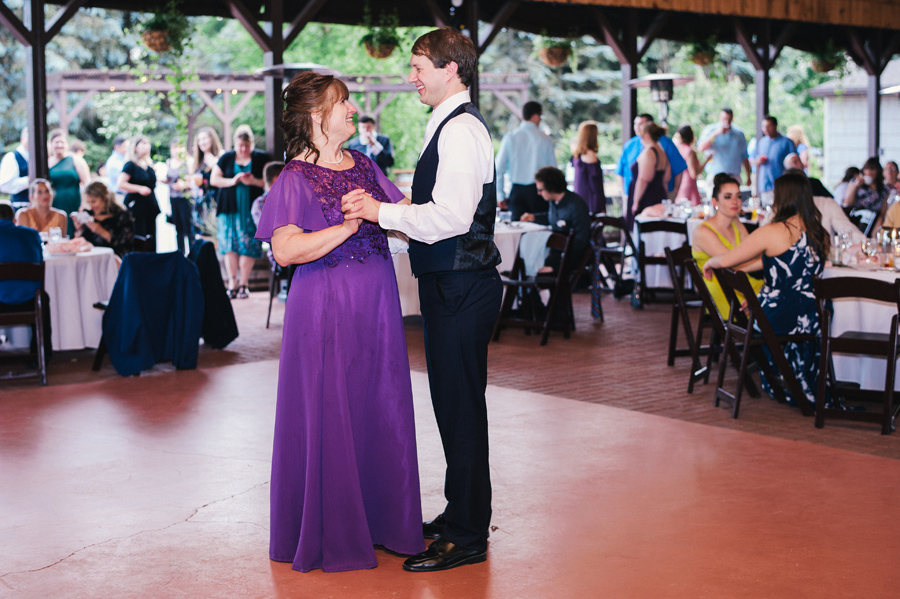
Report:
703,171,829,406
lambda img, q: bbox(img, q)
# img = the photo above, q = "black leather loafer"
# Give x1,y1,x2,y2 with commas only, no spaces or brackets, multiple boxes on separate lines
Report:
422,514,446,540
402,539,487,572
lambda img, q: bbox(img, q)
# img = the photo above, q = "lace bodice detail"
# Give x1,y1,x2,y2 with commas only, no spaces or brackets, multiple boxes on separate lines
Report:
286,150,391,267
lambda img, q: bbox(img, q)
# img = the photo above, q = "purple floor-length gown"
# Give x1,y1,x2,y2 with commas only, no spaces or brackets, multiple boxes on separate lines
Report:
255,150,424,573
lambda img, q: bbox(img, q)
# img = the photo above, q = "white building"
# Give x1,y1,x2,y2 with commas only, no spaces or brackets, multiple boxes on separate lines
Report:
810,60,900,188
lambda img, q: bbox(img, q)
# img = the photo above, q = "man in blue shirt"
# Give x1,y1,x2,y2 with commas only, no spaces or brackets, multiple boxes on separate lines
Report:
616,114,687,207
0,203,51,361
495,101,557,221
698,108,751,187
105,136,129,195
751,115,795,195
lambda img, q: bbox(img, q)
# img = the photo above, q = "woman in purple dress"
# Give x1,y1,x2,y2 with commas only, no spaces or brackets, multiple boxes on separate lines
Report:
570,121,606,213
255,72,424,573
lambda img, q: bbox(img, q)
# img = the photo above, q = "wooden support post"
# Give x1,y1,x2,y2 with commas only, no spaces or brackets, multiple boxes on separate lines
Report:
24,0,48,179
592,8,665,145
735,19,792,140
849,30,900,157
265,0,285,160
466,0,480,109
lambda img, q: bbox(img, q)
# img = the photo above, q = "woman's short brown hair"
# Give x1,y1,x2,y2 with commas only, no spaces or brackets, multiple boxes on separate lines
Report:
281,72,350,164
411,28,478,89
640,121,667,142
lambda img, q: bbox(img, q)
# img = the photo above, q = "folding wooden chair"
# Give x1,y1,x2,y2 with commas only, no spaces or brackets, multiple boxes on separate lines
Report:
0,262,47,386
636,219,688,304
591,215,637,298
664,244,703,366
683,259,760,398
814,276,900,434
713,268,816,418
492,232,577,346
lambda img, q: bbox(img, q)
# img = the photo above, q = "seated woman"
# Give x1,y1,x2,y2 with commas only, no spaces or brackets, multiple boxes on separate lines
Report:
15,179,68,233
692,174,763,318
72,180,134,257
626,121,671,227
703,171,829,407
842,157,890,230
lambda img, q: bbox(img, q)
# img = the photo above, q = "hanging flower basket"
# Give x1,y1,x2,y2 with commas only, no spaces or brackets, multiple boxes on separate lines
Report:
539,46,570,67
141,30,171,53
363,40,397,59
690,50,715,66
811,58,837,73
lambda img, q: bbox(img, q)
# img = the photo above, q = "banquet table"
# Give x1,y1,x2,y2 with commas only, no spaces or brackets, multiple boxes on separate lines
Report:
392,221,550,317
821,265,900,391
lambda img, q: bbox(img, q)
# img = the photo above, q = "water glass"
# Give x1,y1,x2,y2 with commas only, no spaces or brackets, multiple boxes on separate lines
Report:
48,227,63,244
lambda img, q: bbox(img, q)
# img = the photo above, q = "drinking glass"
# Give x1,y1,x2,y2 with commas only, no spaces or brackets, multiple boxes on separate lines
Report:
861,239,878,262
48,227,63,244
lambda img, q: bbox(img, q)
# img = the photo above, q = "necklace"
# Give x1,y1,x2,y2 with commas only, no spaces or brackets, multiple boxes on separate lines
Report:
318,150,344,165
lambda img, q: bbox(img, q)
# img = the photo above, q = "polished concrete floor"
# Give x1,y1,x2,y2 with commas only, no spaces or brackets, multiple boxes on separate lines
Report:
4,353,900,598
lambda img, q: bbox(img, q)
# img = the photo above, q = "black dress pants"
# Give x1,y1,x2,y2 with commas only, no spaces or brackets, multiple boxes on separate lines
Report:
171,196,194,255
417,268,502,552
508,183,550,222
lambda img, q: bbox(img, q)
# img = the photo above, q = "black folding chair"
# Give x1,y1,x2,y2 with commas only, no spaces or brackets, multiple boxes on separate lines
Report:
713,268,816,418
0,262,47,386
636,219,688,304
493,232,577,346
814,276,900,434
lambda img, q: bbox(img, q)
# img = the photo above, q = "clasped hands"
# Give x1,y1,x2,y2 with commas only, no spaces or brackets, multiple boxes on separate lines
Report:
340,188,381,225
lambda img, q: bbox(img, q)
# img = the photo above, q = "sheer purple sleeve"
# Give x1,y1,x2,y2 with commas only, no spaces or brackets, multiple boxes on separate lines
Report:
255,167,327,242
370,158,406,204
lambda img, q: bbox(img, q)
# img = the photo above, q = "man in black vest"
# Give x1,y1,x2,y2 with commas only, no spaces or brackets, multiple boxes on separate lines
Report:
0,128,30,210
342,27,501,572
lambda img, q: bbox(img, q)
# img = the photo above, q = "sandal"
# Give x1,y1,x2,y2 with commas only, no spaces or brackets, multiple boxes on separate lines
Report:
236,285,250,299
226,277,238,299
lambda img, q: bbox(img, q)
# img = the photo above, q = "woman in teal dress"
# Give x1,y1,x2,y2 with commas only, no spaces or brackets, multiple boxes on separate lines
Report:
703,172,829,407
47,128,91,237
210,124,269,298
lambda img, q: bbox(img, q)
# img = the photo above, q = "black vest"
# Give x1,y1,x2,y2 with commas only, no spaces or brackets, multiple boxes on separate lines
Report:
11,150,28,207
409,103,500,276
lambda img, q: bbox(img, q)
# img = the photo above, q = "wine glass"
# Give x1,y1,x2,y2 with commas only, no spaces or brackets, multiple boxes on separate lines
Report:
861,239,878,262
48,227,63,244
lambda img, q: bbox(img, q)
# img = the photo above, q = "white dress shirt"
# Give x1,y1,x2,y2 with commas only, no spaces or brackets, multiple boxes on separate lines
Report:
0,146,29,196
379,91,494,245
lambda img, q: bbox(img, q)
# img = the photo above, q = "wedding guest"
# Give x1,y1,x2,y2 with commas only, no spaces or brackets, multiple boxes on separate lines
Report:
165,138,193,255
47,128,91,236
673,124,704,205
692,173,763,317
72,180,134,257
117,134,160,251
704,172,829,408
210,125,269,299
627,121,671,227
570,120,606,213
832,167,860,206
190,127,223,238
14,179,68,234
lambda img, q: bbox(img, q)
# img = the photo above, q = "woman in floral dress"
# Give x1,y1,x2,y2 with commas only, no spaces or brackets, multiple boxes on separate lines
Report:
703,171,829,406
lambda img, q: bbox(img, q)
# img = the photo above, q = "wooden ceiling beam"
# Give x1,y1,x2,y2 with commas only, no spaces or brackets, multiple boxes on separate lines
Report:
225,0,273,53
284,0,330,49
46,0,88,40
0,2,31,46
478,0,521,56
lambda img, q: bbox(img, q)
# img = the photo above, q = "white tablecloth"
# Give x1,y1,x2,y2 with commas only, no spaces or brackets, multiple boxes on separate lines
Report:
634,216,694,289
822,265,900,391
45,247,119,351
392,222,549,317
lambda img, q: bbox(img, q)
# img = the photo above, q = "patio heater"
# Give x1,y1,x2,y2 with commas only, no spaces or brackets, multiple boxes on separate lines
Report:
627,74,694,127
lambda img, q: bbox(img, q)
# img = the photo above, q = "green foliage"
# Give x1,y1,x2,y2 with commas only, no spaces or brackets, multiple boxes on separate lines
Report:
359,5,402,49
139,0,193,56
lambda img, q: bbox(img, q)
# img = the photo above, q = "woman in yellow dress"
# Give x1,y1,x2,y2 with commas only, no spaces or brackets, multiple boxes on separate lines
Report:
14,179,68,233
692,173,764,317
